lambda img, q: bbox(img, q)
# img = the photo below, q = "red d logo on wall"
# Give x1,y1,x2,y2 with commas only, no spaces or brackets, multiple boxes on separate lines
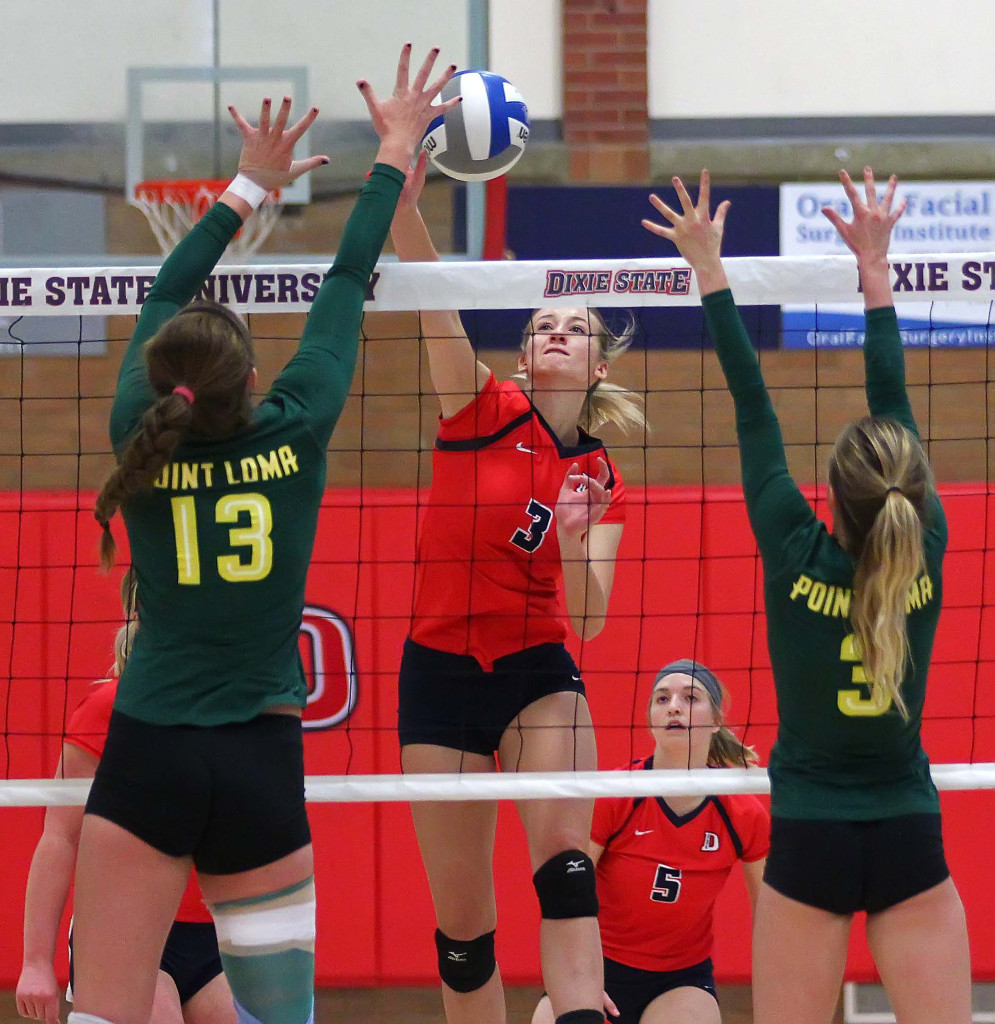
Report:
299,604,357,731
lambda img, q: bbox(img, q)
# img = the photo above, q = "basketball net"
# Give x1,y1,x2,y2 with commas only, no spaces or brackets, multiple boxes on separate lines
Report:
133,179,283,260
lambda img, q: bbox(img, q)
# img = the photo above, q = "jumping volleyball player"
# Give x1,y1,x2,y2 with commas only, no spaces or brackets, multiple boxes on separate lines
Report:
17,571,236,1024
67,46,458,1024
533,660,768,1024
643,168,972,1024
390,151,644,1024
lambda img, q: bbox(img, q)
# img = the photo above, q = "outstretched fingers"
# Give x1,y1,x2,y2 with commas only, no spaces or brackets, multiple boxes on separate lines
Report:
285,104,321,146
287,154,331,182
412,46,443,94
672,174,696,215
394,42,413,93
258,96,272,134
356,79,380,118
641,217,673,240
862,165,878,208
695,168,712,215
227,103,253,139
270,95,294,135
821,205,847,235
837,168,860,208
879,172,899,216
427,63,459,105
713,198,732,231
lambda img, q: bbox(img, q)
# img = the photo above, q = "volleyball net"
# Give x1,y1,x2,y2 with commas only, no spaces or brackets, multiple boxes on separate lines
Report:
2,251,995,810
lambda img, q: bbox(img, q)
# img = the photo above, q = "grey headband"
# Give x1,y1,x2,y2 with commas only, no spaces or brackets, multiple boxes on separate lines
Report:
653,659,723,708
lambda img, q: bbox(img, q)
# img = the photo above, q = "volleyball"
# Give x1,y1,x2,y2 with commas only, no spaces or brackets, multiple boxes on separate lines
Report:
422,70,529,182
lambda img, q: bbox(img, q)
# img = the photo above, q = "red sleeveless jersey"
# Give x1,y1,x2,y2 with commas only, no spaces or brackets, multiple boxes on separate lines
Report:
410,374,626,669
591,758,769,972
65,680,213,924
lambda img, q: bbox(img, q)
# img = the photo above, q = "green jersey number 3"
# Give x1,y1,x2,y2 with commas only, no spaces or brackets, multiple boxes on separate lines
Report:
838,633,891,716
170,493,274,585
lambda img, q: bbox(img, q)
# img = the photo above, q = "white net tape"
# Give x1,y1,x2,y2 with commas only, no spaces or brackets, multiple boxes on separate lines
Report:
3,764,995,807
3,251,995,314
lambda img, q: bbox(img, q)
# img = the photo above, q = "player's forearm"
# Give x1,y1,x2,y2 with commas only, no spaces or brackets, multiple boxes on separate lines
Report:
858,254,894,311
863,305,916,431
390,203,442,264
691,256,731,298
118,202,243,390
560,536,611,640
21,833,76,964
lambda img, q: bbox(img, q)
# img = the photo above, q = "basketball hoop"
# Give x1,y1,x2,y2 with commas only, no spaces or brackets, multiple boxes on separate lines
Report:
133,179,283,260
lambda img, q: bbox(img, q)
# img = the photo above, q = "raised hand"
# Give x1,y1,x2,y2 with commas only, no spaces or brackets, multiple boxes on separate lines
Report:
822,167,906,263
357,43,459,170
555,457,613,541
642,170,731,295
228,96,329,191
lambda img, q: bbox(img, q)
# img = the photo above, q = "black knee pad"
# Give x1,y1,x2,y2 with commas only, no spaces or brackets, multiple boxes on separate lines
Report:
434,928,497,993
532,849,599,920
556,1011,605,1024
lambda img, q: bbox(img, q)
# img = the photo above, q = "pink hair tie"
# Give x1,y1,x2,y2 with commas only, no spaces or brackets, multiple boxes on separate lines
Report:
172,385,195,405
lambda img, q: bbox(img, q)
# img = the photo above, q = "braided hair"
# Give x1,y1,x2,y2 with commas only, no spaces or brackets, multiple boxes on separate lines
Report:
95,301,255,569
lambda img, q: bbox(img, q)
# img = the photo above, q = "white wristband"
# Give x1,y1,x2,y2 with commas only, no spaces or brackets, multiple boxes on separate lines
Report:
225,174,269,210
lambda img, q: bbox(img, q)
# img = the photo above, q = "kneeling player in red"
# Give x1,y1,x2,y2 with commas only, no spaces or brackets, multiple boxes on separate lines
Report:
533,660,768,1024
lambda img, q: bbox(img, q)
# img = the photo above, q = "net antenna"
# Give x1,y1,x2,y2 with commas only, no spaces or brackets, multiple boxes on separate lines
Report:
125,65,309,259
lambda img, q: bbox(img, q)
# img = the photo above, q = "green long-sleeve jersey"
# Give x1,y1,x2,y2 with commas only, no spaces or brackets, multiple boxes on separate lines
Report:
703,290,946,820
109,164,405,726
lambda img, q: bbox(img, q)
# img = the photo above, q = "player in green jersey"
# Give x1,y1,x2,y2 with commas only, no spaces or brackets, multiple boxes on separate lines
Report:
642,168,971,1024
68,46,458,1024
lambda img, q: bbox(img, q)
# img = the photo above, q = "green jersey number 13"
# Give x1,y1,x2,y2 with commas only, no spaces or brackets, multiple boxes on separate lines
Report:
170,493,274,585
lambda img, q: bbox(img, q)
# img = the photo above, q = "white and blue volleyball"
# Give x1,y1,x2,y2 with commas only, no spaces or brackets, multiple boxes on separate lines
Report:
422,70,529,182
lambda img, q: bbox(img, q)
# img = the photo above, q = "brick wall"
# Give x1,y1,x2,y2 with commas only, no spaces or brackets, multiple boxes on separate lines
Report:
3,334,989,492
563,0,650,182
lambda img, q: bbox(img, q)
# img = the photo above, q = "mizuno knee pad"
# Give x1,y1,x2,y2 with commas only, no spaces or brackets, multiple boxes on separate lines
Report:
532,849,598,920
434,928,497,993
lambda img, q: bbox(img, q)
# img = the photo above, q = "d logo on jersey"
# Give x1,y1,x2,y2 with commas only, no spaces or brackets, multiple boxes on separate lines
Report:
701,831,720,852
298,604,357,730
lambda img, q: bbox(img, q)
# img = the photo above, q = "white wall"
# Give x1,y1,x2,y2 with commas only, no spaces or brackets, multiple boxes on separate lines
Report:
3,0,993,124
648,0,995,117
0,0,468,123
489,0,561,119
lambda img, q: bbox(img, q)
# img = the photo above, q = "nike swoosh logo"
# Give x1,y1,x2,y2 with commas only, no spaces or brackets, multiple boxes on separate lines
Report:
635,829,653,836
516,442,537,454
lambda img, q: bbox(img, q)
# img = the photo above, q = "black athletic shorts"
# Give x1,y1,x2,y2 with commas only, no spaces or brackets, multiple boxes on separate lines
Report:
86,709,311,874
602,956,717,1024
398,639,586,755
763,814,949,915
70,920,223,1006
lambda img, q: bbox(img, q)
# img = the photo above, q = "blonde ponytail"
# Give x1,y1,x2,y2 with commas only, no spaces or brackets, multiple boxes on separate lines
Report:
850,490,925,717
829,417,934,720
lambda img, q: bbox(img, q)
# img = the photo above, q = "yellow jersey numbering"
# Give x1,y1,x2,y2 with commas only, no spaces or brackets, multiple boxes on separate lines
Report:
787,572,935,718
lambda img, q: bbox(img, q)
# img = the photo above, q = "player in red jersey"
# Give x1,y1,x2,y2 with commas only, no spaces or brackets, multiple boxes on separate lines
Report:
390,152,644,1024
16,573,235,1024
533,660,768,1024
